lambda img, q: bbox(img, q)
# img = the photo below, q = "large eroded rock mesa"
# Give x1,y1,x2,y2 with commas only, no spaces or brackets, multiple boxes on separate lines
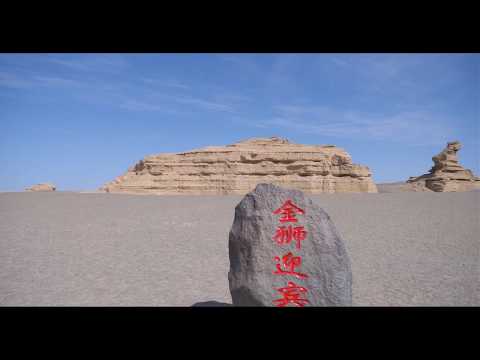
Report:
407,141,480,192
101,137,378,195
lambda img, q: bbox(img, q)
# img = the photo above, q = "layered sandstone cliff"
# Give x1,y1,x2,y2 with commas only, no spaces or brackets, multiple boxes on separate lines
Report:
101,137,378,195
407,141,480,192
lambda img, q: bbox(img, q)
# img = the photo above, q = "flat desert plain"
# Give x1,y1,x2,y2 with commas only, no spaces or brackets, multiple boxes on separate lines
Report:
0,189,478,306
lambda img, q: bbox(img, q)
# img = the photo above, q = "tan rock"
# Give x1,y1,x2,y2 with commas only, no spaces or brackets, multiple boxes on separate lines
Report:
101,137,378,195
25,183,56,192
407,141,480,192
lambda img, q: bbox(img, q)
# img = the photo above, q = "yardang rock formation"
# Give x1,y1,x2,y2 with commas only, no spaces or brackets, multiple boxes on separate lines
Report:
407,141,480,192
101,137,377,195
25,183,56,192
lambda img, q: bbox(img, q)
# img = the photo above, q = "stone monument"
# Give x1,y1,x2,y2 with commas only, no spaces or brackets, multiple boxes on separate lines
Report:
228,183,353,306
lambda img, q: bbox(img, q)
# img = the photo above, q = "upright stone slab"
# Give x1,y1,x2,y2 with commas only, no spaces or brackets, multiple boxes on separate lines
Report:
228,183,352,306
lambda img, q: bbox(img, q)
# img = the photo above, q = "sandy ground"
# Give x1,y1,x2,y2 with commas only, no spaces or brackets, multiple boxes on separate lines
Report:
0,190,478,306
377,182,418,193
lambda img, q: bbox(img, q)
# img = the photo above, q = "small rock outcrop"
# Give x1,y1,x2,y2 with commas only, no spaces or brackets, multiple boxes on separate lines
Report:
101,137,377,195
25,183,56,192
228,183,352,306
407,141,480,192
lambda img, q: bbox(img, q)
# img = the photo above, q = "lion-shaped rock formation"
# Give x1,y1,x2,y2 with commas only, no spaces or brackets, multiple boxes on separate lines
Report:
407,141,480,192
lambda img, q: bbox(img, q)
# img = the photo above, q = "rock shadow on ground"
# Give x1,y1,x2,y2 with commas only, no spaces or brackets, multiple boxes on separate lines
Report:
191,300,233,307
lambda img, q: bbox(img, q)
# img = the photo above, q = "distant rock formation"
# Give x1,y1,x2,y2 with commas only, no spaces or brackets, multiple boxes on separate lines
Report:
25,183,56,192
407,141,480,192
101,137,377,195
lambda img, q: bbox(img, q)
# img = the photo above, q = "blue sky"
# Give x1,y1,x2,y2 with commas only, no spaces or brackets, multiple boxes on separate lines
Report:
0,53,478,191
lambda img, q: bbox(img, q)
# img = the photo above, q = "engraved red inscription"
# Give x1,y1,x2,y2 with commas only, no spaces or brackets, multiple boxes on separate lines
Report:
272,199,310,307
273,281,310,307
273,252,308,279
273,225,307,250
273,200,305,223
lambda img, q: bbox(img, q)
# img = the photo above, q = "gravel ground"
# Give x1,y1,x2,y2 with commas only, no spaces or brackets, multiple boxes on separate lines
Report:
0,191,478,306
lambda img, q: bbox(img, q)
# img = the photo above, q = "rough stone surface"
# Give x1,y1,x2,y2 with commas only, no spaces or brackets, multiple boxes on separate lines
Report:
101,137,377,195
25,183,56,192
228,183,352,306
407,141,480,192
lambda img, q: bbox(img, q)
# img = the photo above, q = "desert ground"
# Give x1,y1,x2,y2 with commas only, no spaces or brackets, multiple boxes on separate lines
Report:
0,187,478,306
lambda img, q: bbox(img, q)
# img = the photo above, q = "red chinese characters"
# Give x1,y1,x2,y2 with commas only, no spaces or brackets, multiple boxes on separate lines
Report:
272,281,310,307
273,199,305,223
272,199,310,307
273,225,307,250
273,252,308,279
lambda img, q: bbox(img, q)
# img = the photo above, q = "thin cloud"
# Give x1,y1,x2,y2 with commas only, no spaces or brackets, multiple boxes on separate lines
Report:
120,99,163,112
259,105,454,146
0,72,84,89
220,55,261,73
327,54,465,102
140,88,236,111
141,78,191,90
0,72,35,89
213,93,252,104
330,57,351,68
33,76,85,87
0,72,85,89
173,96,234,112
119,99,180,113
49,59,92,71
49,55,129,73
166,82,190,90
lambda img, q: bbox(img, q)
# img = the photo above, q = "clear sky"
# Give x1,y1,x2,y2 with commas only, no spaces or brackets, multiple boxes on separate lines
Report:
0,53,478,191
